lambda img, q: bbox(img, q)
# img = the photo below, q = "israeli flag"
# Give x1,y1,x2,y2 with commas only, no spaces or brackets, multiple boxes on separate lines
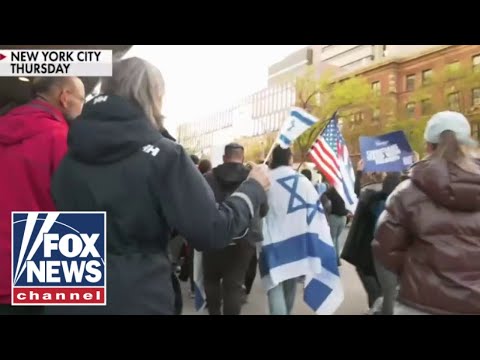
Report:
193,250,206,311
260,166,344,314
277,107,319,149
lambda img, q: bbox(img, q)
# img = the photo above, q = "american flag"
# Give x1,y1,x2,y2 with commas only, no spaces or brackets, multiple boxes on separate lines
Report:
308,114,358,213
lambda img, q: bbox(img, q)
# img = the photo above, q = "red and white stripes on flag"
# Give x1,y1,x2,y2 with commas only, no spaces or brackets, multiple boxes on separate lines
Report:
308,116,358,214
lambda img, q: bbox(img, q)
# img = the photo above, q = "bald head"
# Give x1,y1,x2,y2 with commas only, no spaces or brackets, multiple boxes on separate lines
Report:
32,76,85,122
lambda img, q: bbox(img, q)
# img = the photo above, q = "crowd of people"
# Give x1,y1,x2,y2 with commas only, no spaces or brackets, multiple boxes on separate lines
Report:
0,56,478,315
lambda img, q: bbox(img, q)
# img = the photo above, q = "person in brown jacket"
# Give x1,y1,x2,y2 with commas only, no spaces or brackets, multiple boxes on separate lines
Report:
372,111,480,315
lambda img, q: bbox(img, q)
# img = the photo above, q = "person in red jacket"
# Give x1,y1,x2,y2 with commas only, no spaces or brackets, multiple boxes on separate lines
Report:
0,77,85,315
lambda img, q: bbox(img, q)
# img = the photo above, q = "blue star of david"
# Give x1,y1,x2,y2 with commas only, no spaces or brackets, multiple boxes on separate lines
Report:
277,175,320,225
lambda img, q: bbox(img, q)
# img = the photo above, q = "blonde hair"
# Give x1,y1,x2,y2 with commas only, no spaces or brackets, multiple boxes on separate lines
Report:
101,57,165,130
432,130,480,174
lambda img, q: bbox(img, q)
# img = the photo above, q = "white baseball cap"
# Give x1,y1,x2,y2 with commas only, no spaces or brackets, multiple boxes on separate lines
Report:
424,111,477,146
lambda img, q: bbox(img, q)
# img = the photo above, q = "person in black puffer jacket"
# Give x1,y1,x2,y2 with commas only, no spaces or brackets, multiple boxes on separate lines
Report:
46,57,270,315
341,169,401,311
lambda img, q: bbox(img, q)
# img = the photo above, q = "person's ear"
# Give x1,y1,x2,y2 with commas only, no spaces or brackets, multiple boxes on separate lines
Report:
58,89,70,109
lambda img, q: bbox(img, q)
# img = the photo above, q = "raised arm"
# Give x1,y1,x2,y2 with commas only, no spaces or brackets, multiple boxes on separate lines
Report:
151,142,268,251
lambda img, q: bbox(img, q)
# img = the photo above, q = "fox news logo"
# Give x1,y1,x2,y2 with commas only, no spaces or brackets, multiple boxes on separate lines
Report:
12,212,106,306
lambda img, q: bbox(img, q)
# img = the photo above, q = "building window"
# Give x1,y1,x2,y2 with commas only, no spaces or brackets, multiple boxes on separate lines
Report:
422,69,433,86
421,99,432,115
406,102,416,119
372,108,380,123
473,55,480,72
371,81,381,96
353,112,364,124
448,92,461,111
406,74,415,92
472,88,480,107
447,61,461,79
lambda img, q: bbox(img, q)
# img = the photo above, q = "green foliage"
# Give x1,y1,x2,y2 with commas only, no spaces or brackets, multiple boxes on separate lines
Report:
386,117,429,155
397,63,480,154
286,60,480,161
240,134,276,163
410,64,480,114
294,69,379,159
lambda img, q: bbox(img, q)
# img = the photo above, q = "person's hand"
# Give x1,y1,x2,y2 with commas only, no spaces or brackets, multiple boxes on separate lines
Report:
248,164,271,191
357,159,364,171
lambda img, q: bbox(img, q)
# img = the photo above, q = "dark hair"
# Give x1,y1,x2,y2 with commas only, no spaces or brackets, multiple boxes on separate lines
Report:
301,169,312,181
270,145,292,169
432,130,478,173
224,143,244,160
382,172,401,196
190,154,200,165
198,159,212,174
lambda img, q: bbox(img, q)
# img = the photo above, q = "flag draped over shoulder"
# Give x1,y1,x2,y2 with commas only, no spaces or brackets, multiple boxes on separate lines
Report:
308,115,358,213
260,166,344,315
277,107,320,149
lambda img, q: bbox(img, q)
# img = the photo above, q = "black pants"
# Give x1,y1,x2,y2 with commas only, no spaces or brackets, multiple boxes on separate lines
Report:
171,273,183,315
0,304,44,315
244,253,257,295
179,246,194,293
356,269,382,308
203,242,255,315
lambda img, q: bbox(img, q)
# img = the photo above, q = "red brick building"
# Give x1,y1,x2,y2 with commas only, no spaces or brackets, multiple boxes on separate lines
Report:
334,45,480,139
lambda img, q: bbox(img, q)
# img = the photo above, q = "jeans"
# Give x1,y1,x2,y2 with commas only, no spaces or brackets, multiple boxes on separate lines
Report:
356,268,382,308
328,214,347,260
374,258,398,315
267,278,298,315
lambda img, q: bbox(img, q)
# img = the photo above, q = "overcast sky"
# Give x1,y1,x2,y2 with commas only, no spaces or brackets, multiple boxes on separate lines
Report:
124,45,306,131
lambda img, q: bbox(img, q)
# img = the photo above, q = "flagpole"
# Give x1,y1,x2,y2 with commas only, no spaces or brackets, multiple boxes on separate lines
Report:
263,142,277,165
263,116,288,165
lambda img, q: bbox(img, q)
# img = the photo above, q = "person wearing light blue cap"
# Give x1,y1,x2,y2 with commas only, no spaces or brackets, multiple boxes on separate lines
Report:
372,111,480,315
423,110,478,147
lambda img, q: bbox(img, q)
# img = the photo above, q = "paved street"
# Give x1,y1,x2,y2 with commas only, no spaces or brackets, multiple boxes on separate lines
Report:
181,227,369,315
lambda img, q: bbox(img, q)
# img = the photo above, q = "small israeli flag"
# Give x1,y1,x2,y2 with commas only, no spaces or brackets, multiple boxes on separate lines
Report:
277,107,319,149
